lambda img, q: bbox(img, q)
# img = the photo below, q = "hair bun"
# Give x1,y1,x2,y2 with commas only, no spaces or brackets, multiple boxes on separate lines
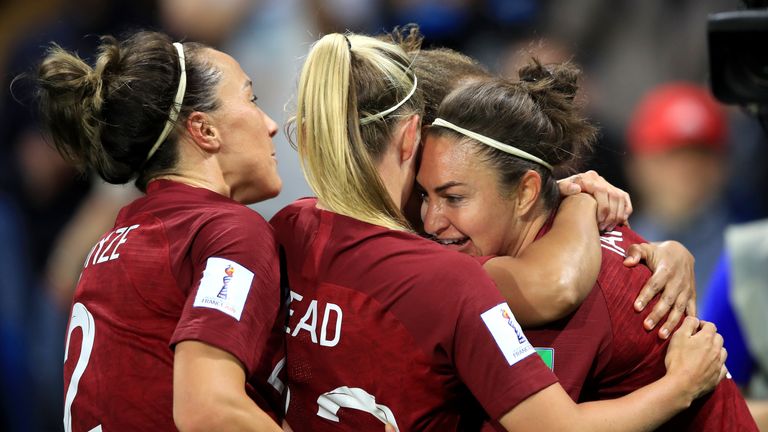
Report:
518,59,579,101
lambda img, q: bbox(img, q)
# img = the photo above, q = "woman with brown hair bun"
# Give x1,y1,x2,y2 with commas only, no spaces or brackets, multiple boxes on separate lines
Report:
417,59,757,431
37,30,284,431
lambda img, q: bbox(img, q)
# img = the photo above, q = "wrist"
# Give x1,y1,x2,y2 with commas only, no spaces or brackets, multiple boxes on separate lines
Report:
659,373,695,410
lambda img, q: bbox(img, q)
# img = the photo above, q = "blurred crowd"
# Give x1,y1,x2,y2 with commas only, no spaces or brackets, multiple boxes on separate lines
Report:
1,0,766,430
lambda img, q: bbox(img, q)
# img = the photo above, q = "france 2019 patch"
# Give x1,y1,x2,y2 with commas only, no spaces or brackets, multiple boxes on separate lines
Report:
481,303,535,366
193,257,254,321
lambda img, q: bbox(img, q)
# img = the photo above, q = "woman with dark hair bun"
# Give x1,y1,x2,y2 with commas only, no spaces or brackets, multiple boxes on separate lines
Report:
417,60,757,431
37,30,284,431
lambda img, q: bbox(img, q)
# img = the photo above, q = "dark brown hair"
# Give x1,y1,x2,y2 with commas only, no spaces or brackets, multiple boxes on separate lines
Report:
36,31,222,190
409,47,492,125
432,59,597,210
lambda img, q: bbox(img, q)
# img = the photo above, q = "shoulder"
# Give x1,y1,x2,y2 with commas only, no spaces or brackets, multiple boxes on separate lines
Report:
406,244,500,301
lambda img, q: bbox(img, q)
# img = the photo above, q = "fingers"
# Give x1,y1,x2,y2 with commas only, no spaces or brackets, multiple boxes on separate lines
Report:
624,243,649,268
686,296,697,318
603,191,620,232
557,176,582,196
623,190,634,219
698,320,717,336
644,289,677,332
672,315,701,340
634,262,667,313
655,271,692,338
657,298,687,339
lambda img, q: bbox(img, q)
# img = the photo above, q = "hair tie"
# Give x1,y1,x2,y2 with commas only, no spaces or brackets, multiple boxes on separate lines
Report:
146,42,187,162
359,74,418,126
431,118,553,171
344,35,352,51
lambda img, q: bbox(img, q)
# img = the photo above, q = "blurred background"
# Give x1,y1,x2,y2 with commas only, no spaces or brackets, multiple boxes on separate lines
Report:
1,0,767,430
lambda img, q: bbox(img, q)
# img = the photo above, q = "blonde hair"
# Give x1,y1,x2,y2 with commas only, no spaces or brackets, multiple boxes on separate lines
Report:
292,32,423,231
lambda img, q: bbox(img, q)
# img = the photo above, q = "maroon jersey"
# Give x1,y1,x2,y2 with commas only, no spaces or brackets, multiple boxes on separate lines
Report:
62,180,285,432
271,198,557,431
515,222,756,431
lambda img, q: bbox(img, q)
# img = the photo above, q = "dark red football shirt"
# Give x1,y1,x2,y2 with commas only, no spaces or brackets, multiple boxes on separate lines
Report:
482,221,756,431
271,198,558,431
62,180,285,432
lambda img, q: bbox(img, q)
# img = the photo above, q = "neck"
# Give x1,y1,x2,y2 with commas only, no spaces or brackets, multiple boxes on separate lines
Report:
376,153,405,210
154,173,229,197
505,202,551,257
156,137,232,199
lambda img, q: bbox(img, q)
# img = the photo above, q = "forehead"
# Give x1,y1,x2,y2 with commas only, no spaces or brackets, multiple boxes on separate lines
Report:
418,134,488,184
205,48,249,88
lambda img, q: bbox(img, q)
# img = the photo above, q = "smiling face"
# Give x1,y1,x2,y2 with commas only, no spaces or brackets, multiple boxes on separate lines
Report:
416,133,522,256
206,49,281,204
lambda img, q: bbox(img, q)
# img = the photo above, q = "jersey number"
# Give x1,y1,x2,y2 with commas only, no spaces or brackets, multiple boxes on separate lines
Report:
317,386,399,431
63,302,103,432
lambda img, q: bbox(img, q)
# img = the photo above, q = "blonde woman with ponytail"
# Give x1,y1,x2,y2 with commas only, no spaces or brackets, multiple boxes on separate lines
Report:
36,31,284,431
273,30,729,432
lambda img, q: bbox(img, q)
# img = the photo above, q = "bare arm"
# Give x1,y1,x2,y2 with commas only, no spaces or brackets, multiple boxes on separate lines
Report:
174,341,282,432
499,317,727,432
483,193,600,326
747,399,768,431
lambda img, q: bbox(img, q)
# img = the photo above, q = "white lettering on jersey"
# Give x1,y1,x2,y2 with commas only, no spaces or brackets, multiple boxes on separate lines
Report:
288,293,343,347
320,303,342,347
481,303,535,366
268,357,286,394
292,300,319,342
286,290,304,334
84,224,140,268
317,386,399,431
600,230,626,257
193,257,253,321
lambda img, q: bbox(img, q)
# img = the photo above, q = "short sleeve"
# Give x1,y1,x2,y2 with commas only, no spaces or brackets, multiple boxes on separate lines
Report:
170,209,281,377
449,265,558,419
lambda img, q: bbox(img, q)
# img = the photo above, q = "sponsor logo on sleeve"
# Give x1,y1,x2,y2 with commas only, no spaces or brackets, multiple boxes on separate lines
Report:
481,303,535,366
193,257,253,320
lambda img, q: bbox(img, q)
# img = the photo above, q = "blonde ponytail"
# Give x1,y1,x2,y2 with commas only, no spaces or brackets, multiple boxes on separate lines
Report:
295,33,422,231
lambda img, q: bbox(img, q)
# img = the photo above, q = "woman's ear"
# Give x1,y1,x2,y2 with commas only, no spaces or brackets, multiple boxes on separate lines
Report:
516,170,543,215
185,111,220,153
399,114,422,164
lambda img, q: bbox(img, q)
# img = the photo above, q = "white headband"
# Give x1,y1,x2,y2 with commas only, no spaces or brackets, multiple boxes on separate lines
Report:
146,42,187,162
360,75,418,125
431,118,553,171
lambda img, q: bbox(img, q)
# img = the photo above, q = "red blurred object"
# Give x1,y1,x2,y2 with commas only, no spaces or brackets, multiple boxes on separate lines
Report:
628,83,728,155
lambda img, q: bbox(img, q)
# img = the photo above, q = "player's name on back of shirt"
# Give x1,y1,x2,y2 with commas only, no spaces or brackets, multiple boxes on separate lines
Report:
84,224,141,268
287,290,343,347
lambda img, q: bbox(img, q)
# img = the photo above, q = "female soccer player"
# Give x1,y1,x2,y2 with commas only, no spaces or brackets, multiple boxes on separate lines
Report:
271,30,727,431
417,61,757,430
37,31,284,431
409,45,697,336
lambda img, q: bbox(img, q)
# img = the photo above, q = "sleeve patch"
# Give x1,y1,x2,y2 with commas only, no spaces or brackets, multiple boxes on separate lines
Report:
193,257,254,321
481,303,535,366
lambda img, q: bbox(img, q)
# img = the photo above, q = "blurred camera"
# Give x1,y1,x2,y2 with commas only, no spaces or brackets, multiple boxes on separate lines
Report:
708,6,768,105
